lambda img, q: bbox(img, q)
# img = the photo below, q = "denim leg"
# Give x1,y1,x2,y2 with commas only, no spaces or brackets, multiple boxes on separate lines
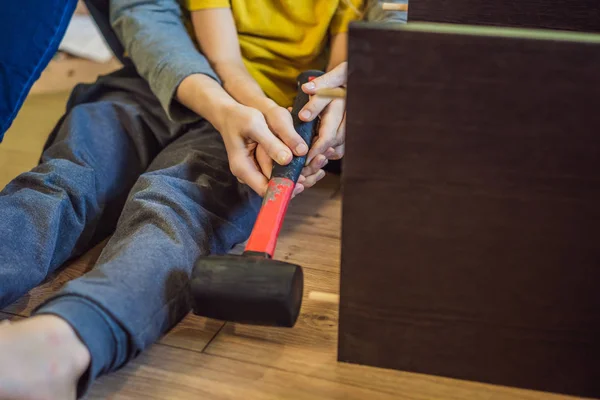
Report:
35,122,262,394
0,71,170,308
0,0,78,139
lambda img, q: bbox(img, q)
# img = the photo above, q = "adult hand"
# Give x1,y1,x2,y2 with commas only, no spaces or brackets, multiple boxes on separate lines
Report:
177,73,317,197
217,103,297,197
298,62,348,165
219,102,327,198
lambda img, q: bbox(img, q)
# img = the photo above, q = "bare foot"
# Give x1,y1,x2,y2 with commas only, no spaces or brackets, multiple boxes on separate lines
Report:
0,315,90,400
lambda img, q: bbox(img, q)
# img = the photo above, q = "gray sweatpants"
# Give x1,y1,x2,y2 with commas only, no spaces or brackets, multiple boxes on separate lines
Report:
0,66,261,395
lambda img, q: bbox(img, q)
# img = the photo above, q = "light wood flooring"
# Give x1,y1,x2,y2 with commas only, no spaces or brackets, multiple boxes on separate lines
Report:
0,92,583,399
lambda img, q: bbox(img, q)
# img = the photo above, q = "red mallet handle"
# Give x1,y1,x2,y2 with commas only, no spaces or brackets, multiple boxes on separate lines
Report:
244,70,325,258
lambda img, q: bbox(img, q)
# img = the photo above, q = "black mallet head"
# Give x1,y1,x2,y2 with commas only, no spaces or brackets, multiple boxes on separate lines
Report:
190,255,304,327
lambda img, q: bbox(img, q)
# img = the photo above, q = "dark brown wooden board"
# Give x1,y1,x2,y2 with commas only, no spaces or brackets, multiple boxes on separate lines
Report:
409,0,600,33
339,22,600,398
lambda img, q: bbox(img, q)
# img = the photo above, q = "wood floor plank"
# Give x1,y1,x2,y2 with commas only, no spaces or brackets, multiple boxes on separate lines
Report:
30,57,121,96
200,295,576,399
283,174,341,216
160,314,224,353
273,176,342,273
0,148,42,185
1,92,70,153
279,194,341,241
87,344,402,400
0,91,71,187
274,231,340,274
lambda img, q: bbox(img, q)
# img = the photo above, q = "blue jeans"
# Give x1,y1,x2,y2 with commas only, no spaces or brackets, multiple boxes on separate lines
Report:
0,0,78,140
0,66,261,396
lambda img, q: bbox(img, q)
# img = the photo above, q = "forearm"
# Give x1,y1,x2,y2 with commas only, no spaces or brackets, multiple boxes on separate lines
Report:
327,33,348,72
190,8,277,113
213,62,277,113
110,0,219,123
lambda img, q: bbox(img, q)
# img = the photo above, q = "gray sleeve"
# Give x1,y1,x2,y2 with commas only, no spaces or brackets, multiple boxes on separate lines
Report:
109,0,219,123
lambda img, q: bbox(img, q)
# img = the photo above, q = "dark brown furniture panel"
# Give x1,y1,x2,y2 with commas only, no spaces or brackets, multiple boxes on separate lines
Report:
339,23,600,398
409,0,600,32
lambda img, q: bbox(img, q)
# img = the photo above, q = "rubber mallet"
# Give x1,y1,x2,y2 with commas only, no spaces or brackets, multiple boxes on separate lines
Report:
190,70,325,327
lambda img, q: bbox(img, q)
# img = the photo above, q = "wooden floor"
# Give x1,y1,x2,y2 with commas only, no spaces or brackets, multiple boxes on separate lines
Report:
0,94,581,399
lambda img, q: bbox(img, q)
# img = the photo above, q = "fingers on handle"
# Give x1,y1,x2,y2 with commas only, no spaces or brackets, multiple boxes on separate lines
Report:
267,107,308,156
302,154,328,177
302,169,326,189
330,114,346,160
230,154,269,196
292,183,305,198
247,114,293,166
256,145,273,179
330,144,345,160
307,100,345,162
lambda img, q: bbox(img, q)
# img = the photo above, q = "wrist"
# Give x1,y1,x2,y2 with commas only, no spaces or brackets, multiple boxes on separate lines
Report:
176,73,238,129
216,64,276,113
211,101,243,134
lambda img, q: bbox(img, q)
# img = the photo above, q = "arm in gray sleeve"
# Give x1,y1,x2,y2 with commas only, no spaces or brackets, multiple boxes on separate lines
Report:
110,0,219,123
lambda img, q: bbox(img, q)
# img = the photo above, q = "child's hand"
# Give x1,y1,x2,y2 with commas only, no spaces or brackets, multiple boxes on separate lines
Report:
218,103,297,196
298,62,348,164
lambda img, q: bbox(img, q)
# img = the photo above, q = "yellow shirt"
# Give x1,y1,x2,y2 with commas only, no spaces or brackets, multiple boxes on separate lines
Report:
181,0,363,107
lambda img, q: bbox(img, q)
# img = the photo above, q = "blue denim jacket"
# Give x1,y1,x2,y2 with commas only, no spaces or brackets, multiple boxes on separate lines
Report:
0,0,78,140
0,0,220,142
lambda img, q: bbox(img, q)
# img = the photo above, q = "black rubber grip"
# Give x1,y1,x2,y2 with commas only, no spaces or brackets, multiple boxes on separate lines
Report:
271,70,325,182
